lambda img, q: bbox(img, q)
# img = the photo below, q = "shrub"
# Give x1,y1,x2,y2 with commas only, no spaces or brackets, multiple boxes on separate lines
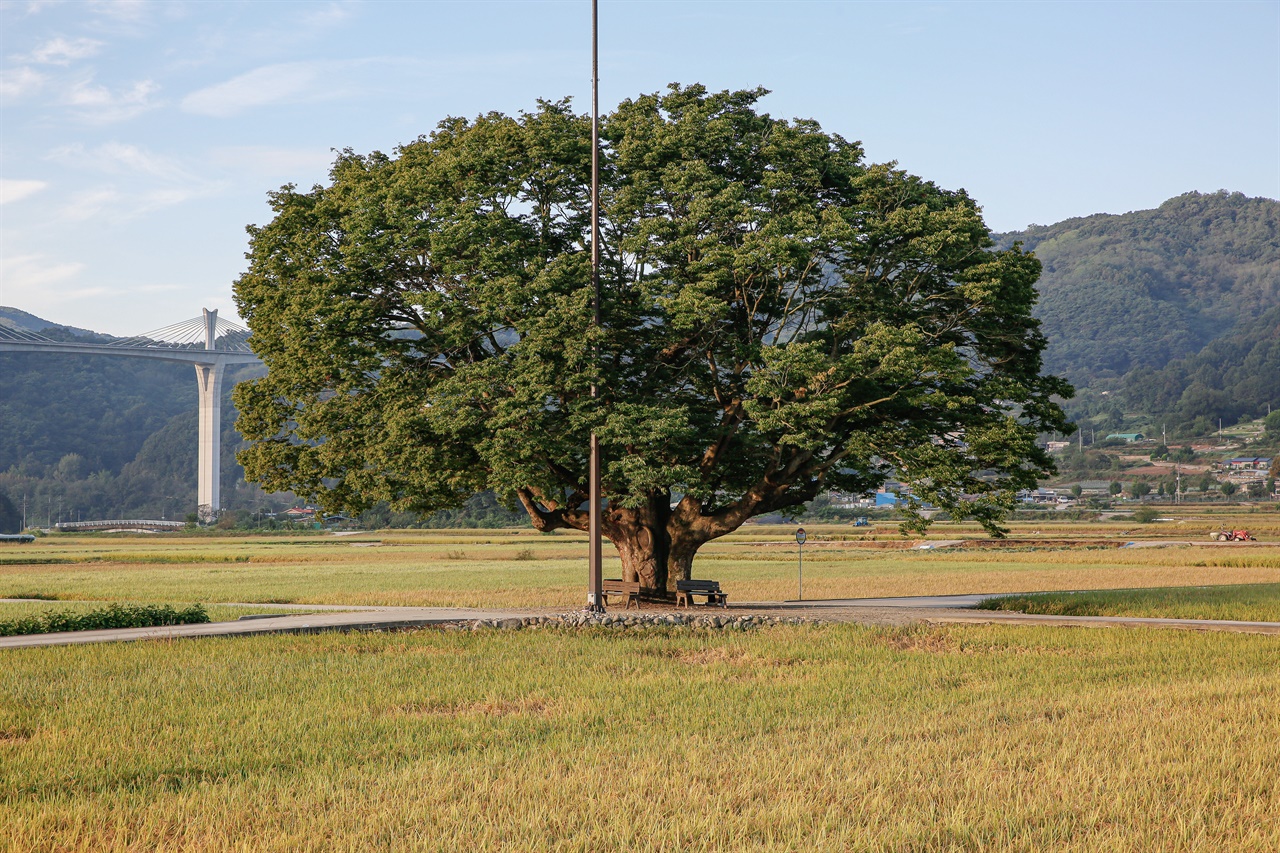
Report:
0,603,209,637
1132,507,1159,524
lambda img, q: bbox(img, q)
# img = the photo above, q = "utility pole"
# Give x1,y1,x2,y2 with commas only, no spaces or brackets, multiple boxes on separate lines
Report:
585,0,605,613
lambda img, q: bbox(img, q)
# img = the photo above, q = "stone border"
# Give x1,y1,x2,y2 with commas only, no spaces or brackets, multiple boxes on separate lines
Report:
457,612,826,631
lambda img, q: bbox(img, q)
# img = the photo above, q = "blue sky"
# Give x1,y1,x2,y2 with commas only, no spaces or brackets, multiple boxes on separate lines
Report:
1,0,1276,336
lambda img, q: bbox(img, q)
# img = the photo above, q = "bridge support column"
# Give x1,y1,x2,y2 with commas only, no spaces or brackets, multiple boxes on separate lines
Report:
195,362,224,522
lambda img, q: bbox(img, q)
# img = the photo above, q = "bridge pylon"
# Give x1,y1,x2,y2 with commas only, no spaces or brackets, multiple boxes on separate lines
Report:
195,309,225,521
0,308,260,521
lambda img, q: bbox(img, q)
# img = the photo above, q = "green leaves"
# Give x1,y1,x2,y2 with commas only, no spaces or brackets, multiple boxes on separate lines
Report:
233,84,1071,537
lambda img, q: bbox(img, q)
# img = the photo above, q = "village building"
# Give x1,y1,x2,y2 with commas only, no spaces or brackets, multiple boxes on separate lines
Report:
1220,457,1271,484
1018,488,1066,505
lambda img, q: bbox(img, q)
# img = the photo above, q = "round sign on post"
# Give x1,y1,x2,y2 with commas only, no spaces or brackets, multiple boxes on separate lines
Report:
796,528,807,545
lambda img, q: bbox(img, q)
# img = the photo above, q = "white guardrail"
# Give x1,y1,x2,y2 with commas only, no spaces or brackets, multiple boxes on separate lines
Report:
54,520,187,531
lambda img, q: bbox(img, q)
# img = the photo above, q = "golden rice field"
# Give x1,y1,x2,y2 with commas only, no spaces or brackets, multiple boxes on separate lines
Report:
2,513,1279,850
2,509,1279,611
1,623,1278,851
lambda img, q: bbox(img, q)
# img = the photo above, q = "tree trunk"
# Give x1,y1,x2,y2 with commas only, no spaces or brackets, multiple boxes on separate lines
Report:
605,494,674,593
519,481,815,597
665,535,701,591
609,521,710,595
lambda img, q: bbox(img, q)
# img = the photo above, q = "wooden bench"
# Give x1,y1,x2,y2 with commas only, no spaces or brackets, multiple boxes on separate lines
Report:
602,579,641,610
675,579,727,608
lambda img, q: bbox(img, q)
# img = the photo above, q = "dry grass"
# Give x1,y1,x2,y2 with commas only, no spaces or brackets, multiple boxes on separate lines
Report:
1,624,1277,850
2,513,1280,610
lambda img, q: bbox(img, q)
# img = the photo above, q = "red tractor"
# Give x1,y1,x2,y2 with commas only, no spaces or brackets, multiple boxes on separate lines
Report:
1210,530,1257,542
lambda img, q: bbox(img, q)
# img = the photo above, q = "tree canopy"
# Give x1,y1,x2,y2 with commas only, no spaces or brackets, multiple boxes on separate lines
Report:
233,84,1071,590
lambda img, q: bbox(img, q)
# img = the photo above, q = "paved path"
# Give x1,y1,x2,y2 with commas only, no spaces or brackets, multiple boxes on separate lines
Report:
4,593,1280,648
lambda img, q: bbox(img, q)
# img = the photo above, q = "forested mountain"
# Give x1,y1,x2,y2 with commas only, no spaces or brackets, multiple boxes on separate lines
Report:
0,307,96,337
0,308,270,522
996,191,1279,431
0,348,195,474
997,191,1279,384
1123,304,1280,433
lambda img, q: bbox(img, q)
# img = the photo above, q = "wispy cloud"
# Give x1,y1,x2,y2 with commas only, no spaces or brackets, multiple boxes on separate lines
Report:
181,61,330,118
86,0,149,23
45,143,225,221
56,187,121,222
302,1,356,29
63,77,159,122
0,66,46,100
19,36,104,65
209,145,335,179
5,1,59,17
181,59,383,118
0,253,87,298
0,179,49,205
49,141,191,182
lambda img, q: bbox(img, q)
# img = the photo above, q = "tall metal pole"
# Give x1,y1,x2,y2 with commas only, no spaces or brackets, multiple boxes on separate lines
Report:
586,0,605,612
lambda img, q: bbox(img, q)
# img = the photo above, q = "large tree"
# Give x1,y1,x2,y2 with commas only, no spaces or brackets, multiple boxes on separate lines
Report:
233,85,1072,591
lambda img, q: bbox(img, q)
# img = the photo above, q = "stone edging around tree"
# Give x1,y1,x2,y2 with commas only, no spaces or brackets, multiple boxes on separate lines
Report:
451,612,827,632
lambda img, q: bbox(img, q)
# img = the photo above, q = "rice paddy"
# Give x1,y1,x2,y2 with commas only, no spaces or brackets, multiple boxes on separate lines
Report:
2,511,1278,850
1,510,1279,612
2,623,1278,851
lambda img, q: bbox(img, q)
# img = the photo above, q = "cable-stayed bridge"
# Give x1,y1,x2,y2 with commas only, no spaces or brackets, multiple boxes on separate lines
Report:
0,310,261,520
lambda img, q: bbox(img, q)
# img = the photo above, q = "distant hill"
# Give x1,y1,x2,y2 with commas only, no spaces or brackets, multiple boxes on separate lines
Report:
997,191,1280,387
0,306,98,338
0,350,196,474
0,322,267,520
1123,303,1280,432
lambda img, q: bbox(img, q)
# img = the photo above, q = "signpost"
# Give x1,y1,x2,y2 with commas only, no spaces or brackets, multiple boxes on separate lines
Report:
795,527,806,600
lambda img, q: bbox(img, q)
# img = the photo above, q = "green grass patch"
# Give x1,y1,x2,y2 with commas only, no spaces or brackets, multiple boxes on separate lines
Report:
976,582,1280,621
0,602,209,637
0,601,333,626
1,624,1278,850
